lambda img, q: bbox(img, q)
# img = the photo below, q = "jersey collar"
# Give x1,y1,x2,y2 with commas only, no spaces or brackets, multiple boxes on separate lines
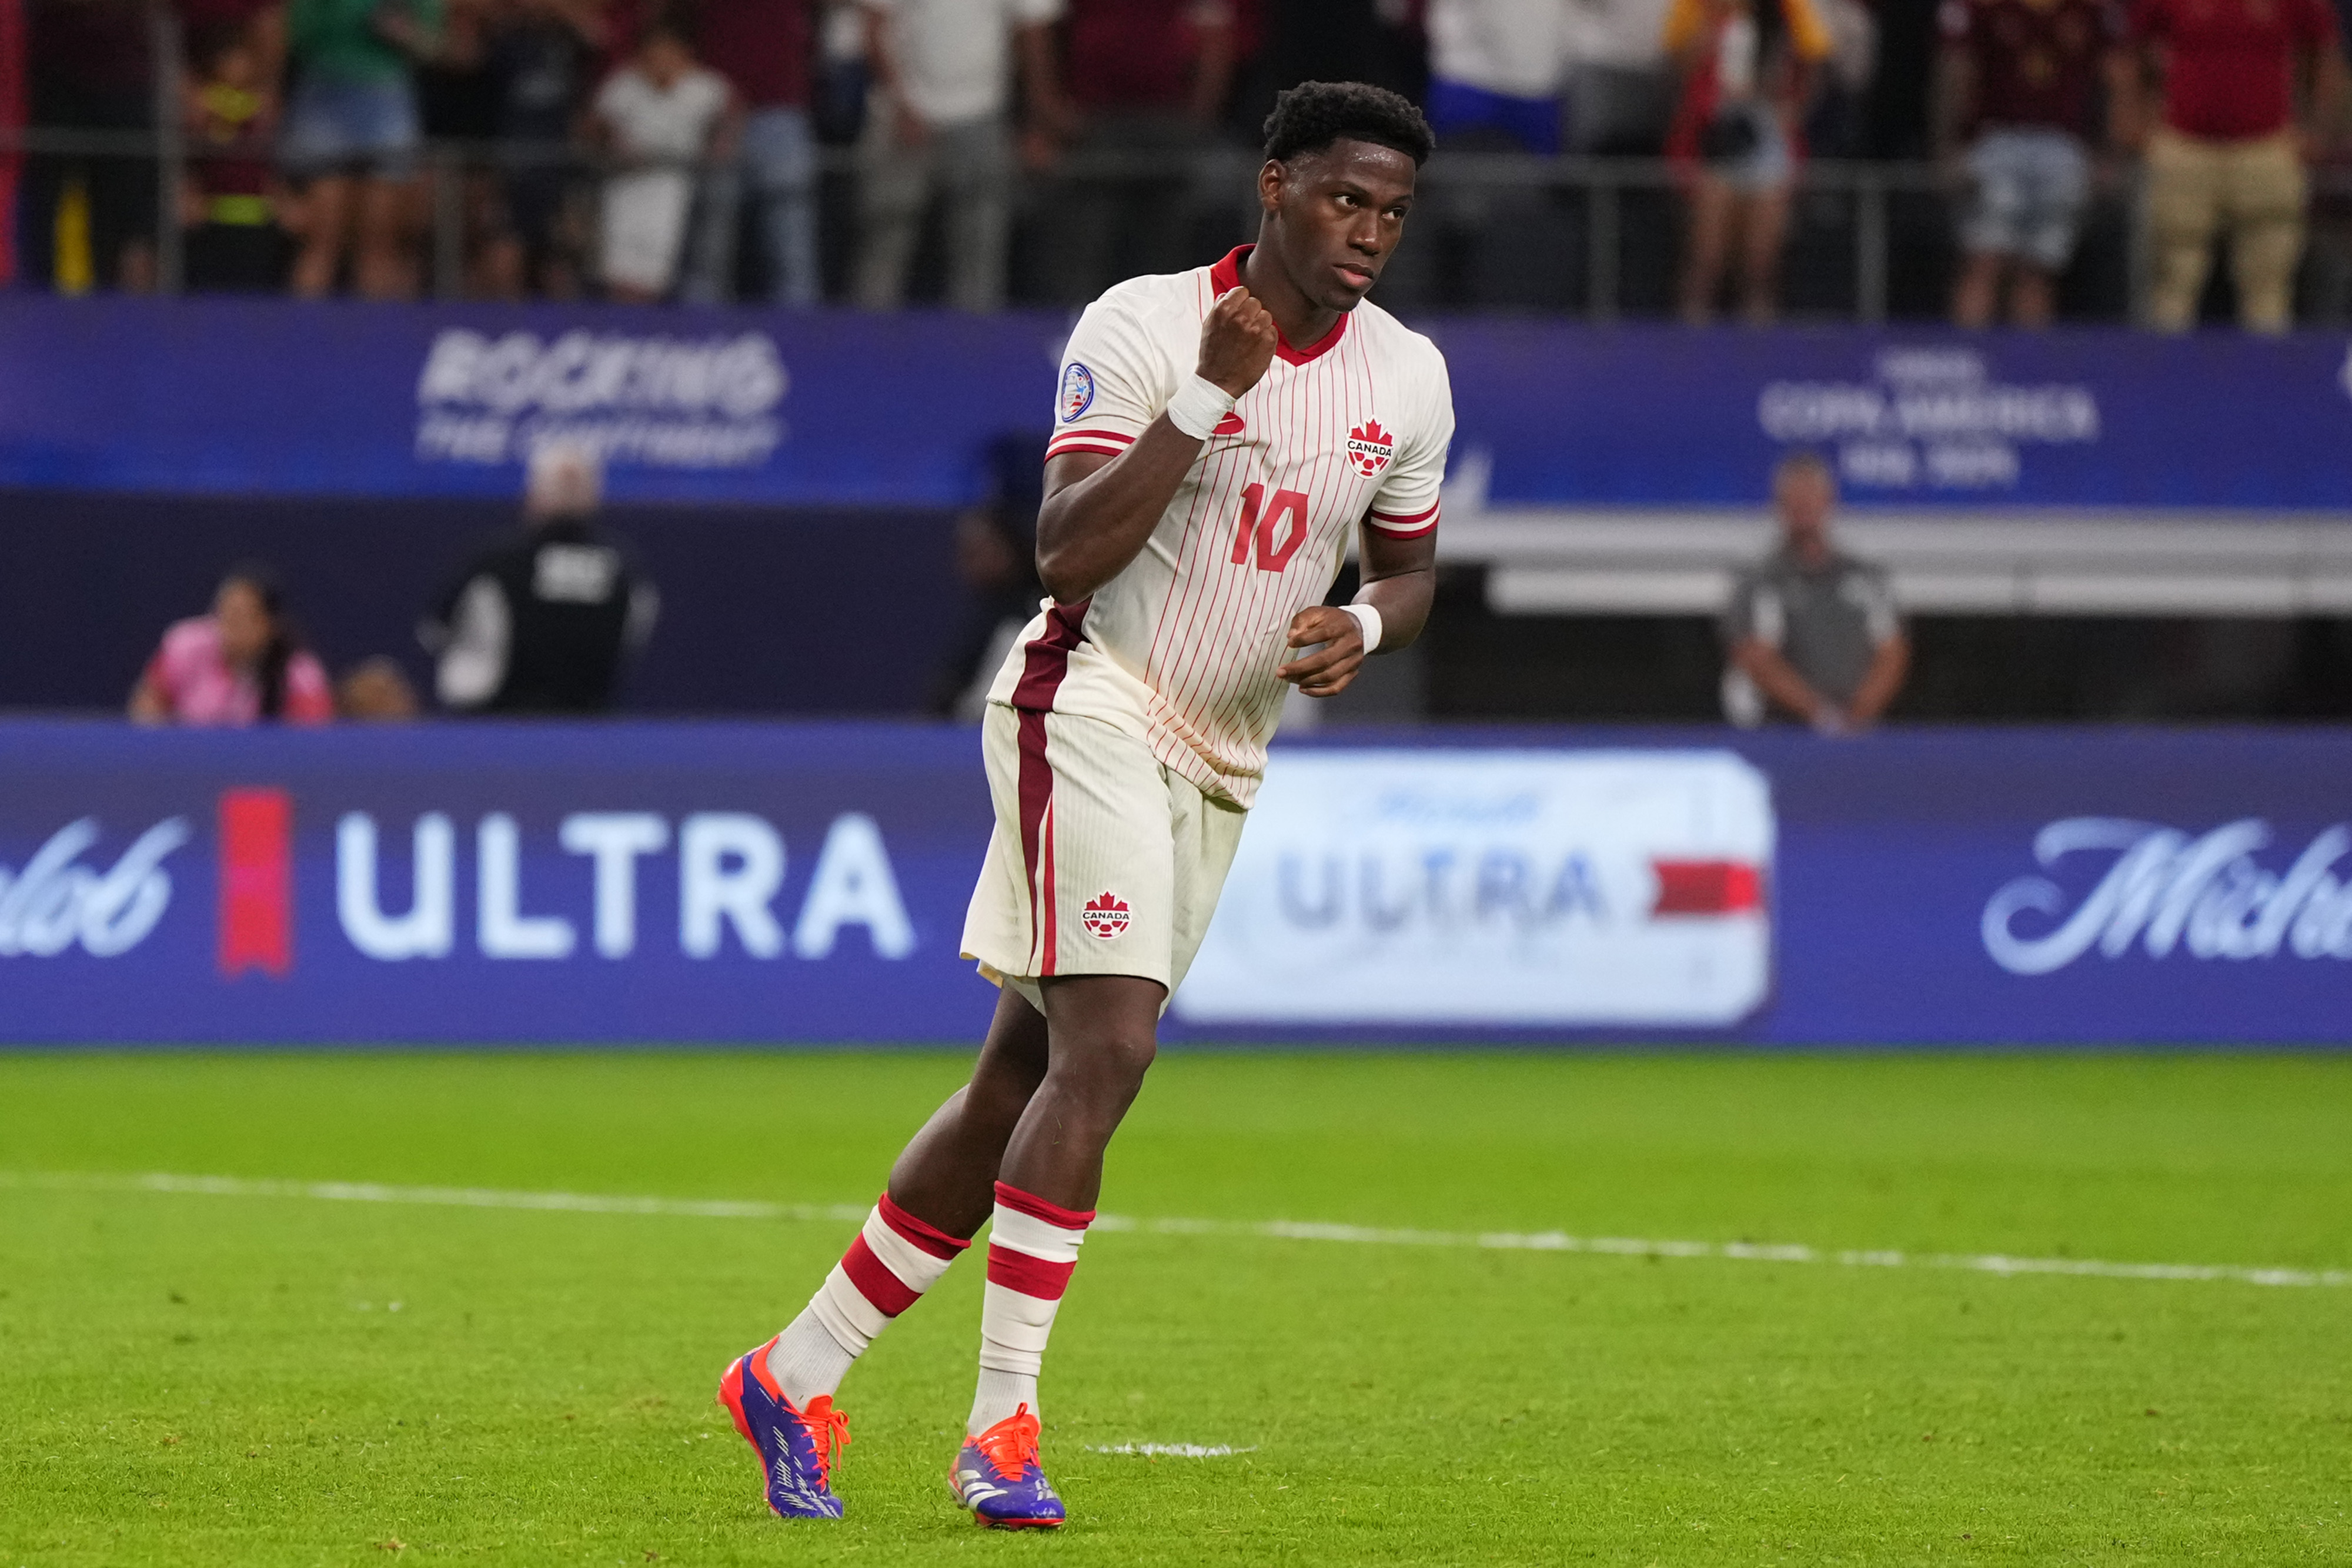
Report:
1209,246,1349,367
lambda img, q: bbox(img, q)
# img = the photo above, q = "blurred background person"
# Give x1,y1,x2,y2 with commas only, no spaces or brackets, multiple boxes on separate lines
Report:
475,0,606,299
1038,0,1235,303
129,564,335,726
420,444,660,714
1566,0,1678,154
1666,0,1830,324
182,19,294,292
590,14,737,303
2126,0,2344,333
335,654,423,719
1720,452,1908,731
21,0,159,293
927,432,1047,719
1424,0,1571,153
851,0,1066,312
683,0,820,305
281,0,443,297
1424,0,1572,152
1937,0,2128,328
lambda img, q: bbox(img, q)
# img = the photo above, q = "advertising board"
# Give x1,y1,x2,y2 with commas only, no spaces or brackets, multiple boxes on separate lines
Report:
5,297,2349,513
1177,751,1772,1027
4,721,2350,1047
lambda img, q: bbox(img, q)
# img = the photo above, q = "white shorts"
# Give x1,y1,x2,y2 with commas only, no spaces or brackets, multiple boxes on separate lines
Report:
960,703,1247,1013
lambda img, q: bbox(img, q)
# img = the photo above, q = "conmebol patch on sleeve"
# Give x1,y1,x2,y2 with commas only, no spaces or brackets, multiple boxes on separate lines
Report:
1172,751,1775,1028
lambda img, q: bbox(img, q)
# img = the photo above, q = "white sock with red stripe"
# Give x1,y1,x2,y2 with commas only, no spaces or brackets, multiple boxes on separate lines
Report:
766,1192,970,1409
969,1180,1094,1436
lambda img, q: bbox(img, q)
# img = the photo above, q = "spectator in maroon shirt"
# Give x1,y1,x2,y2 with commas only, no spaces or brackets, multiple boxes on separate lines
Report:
2127,0,2347,331
680,0,820,303
1035,0,1236,302
1936,0,2132,327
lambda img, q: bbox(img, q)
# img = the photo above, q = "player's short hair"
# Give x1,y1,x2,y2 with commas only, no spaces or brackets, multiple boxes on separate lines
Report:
1262,81,1435,168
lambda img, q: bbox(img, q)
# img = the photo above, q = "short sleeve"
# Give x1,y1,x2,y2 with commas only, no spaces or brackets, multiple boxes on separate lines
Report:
285,654,337,725
149,620,204,711
1853,568,1905,645
1782,0,1836,61
593,70,633,122
1365,351,1454,539
1720,573,1783,647
1044,293,1169,463
1662,0,1706,52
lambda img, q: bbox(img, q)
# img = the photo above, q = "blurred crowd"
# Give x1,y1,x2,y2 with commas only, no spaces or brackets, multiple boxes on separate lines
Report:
12,0,2352,323
128,443,657,726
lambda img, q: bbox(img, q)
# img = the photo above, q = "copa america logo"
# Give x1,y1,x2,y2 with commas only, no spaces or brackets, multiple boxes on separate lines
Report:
1059,362,1097,423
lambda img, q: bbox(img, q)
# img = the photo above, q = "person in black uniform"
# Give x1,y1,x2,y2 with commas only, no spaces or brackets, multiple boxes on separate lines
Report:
420,443,660,713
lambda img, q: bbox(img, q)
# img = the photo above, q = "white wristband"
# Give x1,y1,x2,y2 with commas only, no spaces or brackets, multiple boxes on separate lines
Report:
1165,374,1238,441
1342,601,1383,654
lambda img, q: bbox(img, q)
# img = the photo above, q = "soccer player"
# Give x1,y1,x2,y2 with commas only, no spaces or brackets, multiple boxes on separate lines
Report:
718,79,1454,1529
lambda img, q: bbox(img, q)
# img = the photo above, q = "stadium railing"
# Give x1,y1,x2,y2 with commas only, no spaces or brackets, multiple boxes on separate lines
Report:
20,124,2352,326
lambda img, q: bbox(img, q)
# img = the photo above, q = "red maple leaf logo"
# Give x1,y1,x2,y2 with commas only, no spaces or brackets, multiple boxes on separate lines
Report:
1081,891,1131,938
1346,419,1394,477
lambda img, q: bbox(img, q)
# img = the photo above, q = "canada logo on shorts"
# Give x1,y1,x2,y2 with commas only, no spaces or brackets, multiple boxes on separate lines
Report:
1081,891,1131,938
1346,419,1394,477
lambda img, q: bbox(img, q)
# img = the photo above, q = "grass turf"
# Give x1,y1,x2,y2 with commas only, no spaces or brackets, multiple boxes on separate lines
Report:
2,1051,2349,1565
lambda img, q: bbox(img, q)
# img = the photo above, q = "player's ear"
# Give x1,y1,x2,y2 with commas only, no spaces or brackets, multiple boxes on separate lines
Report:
1258,159,1284,215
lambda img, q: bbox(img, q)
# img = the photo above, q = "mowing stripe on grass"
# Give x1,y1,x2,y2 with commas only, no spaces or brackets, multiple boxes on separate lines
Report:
5,1169,2346,1291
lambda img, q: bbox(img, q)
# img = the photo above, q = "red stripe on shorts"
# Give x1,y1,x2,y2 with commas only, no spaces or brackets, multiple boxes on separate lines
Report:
1011,601,1087,978
840,1234,921,1316
987,1242,1078,1300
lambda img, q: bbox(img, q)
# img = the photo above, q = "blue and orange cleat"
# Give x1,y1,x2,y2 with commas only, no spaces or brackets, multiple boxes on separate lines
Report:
948,1404,1065,1529
717,1336,851,1520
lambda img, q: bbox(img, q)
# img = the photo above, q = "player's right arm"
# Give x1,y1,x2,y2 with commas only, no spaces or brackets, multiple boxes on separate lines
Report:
1034,288,1278,604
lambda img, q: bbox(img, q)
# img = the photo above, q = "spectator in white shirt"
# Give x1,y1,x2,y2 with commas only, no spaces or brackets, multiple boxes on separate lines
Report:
853,0,1068,310
1564,0,1677,152
590,18,740,303
1424,0,1574,152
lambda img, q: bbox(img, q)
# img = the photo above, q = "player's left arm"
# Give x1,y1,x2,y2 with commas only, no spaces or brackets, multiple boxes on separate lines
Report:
1843,570,1910,728
1275,524,1438,698
1283,359,1453,696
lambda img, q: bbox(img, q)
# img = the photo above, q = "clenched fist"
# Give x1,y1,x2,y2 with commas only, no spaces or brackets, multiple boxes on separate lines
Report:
1277,606,1367,698
1197,286,1279,400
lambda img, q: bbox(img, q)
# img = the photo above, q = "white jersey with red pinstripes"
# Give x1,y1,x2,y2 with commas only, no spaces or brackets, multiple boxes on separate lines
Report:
987,245,1455,809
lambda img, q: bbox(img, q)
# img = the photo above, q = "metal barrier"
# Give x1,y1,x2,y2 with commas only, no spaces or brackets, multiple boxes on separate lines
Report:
13,122,2352,323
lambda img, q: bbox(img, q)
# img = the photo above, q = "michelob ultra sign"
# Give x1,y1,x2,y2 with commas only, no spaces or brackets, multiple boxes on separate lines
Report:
1177,751,1774,1028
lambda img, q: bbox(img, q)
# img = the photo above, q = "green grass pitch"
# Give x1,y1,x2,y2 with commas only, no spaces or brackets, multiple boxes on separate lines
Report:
4,1051,2350,1565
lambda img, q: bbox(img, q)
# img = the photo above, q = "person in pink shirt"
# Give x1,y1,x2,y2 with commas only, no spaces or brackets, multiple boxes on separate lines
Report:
129,566,335,727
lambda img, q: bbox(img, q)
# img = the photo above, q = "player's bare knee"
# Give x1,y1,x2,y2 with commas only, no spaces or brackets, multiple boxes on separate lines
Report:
1048,1031,1156,1112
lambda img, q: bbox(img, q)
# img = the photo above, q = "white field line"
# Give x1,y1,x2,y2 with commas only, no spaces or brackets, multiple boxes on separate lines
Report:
1085,1443,1258,1458
4,1169,2347,1291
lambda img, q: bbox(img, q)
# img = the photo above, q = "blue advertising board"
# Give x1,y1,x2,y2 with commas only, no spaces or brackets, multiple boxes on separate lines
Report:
3,719,2349,1047
3,296,2349,511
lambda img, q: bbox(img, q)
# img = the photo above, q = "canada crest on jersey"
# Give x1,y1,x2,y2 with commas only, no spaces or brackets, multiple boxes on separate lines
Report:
1346,419,1395,477
1081,891,1131,938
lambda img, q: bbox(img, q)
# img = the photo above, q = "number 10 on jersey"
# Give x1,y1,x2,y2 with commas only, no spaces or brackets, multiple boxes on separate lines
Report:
1230,483,1310,573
